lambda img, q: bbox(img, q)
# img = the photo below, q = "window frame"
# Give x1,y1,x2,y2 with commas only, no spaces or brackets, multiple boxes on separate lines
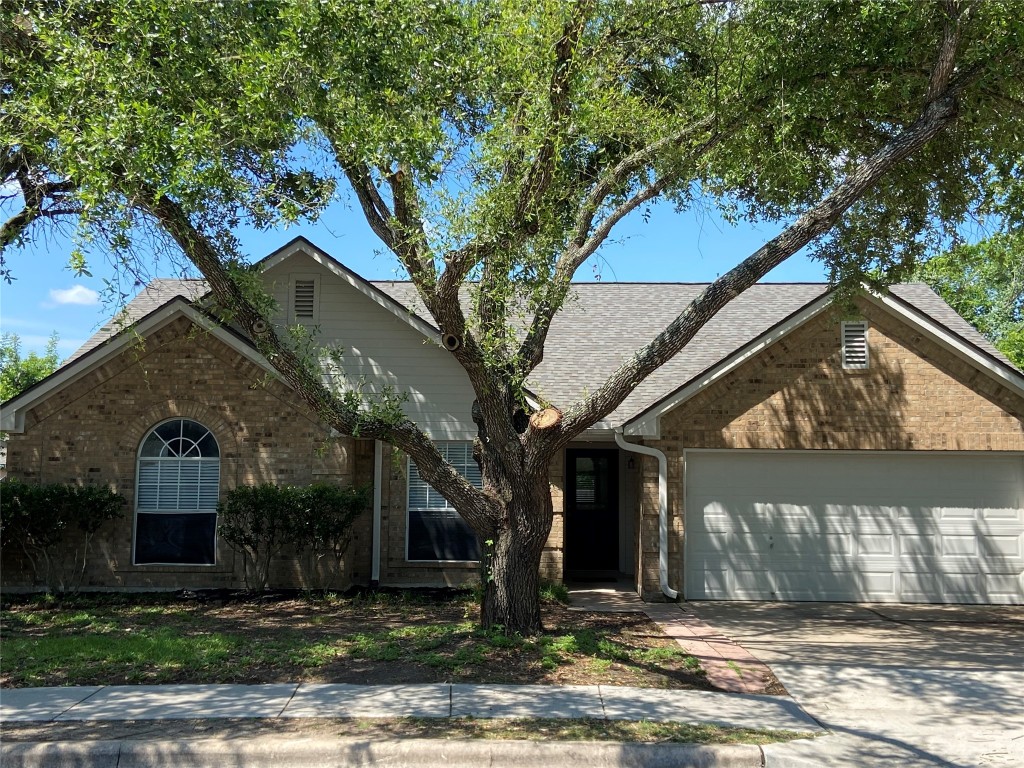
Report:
133,418,221,567
405,441,481,563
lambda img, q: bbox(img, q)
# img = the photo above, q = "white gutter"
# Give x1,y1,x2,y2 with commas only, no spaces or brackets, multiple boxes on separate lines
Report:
613,431,678,600
371,440,383,584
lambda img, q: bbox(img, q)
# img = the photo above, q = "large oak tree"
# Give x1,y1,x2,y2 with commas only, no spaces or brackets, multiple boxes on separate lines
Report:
3,0,1022,633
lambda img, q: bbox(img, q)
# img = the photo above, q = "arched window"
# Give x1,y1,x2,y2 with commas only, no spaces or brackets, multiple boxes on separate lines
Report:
134,419,220,565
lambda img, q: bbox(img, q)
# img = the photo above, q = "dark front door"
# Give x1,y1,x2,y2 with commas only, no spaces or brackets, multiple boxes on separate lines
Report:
565,449,619,578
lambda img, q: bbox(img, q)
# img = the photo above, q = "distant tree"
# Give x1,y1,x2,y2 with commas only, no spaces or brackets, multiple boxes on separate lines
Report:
915,232,1024,369
0,333,60,402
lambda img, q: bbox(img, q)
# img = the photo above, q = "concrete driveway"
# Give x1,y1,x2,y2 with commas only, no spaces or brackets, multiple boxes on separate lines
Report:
688,602,1024,767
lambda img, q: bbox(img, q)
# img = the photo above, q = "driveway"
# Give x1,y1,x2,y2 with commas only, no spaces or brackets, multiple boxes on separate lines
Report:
688,602,1024,767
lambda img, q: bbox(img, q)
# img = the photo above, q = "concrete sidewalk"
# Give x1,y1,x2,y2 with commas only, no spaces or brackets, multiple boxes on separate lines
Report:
1,682,820,731
1,682,822,767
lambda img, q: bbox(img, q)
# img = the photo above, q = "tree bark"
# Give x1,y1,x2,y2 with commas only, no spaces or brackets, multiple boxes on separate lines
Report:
479,464,554,634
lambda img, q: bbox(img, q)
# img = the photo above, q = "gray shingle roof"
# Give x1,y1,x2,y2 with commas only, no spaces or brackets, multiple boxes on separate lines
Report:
64,273,1019,426
66,279,209,363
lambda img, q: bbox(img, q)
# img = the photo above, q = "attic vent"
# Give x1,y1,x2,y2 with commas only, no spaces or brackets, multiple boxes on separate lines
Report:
292,279,317,321
842,320,869,370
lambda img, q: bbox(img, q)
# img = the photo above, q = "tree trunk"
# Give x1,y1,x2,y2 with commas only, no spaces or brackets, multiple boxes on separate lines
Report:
479,467,554,635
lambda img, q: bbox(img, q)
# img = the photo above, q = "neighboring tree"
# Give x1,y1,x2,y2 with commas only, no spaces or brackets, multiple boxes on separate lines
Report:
915,232,1024,369
0,332,60,402
3,1,1023,633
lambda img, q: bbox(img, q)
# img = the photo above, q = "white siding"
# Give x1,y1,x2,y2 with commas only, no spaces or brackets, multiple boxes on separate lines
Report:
263,252,477,439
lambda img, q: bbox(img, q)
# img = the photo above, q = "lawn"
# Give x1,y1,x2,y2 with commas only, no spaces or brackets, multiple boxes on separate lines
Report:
0,589,712,690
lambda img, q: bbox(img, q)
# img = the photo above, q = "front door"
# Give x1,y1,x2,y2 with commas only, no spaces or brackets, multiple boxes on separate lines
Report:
565,449,619,578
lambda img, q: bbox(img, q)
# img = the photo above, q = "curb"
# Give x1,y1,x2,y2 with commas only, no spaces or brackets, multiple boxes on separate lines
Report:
1,737,765,768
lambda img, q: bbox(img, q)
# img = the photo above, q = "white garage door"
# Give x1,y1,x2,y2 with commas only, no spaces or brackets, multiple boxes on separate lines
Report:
685,452,1024,604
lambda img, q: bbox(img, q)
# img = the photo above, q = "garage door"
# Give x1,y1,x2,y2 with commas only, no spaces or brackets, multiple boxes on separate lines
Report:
685,452,1024,604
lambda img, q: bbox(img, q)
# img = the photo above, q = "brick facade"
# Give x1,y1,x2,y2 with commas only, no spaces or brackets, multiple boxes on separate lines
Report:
2,316,372,591
636,301,1024,599
5,299,1022,598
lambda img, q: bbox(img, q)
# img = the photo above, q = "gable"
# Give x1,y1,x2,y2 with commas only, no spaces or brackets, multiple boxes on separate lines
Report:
657,298,1024,451
0,300,274,434
261,249,478,440
624,288,1024,437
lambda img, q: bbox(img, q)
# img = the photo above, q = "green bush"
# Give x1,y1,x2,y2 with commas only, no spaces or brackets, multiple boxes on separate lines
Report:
218,483,369,591
290,483,369,590
0,478,125,592
217,484,298,592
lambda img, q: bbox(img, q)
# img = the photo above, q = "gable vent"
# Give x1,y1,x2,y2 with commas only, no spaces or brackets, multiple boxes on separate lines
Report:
293,279,316,320
842,320,869,370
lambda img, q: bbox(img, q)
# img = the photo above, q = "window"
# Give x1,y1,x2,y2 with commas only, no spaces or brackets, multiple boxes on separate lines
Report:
290,275,320,324
842,320,869,370
407,441,481,561
134,419,220,565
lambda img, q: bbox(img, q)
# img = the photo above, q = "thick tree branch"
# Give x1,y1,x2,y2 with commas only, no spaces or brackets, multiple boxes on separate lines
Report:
342,162,399,251
535,32,967,454
517,127,728,373
570,115,718,251
513,2,591,224
1,156,78,252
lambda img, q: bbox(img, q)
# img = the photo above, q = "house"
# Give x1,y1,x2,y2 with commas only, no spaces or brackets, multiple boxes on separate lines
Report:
2,237,1023,603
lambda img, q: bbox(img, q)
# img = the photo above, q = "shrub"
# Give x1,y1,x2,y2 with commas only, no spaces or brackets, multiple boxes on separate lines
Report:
0,478,125,592
218,483,369,591
290,484,370,590
217,484,298,592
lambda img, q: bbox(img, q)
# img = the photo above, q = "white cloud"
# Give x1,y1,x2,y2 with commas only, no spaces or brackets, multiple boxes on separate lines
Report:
48,285,100,306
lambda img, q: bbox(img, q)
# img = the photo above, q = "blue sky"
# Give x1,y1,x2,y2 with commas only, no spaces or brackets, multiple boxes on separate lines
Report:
0,197,827,361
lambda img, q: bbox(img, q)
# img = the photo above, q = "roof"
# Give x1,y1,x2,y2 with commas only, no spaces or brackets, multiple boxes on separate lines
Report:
68,278,209,363
51,243,1022,434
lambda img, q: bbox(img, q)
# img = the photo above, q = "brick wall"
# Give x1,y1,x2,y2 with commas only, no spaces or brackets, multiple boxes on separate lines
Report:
2,317,371,591
637,302,1024,599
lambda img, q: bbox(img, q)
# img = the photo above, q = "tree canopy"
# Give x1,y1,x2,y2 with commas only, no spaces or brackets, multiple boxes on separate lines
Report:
3,0,1023,632
0,333,60,403
916,231,1024,368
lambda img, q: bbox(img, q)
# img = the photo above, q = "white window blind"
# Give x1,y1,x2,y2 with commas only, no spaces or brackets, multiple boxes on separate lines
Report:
134,419,220,566
407,441,482,561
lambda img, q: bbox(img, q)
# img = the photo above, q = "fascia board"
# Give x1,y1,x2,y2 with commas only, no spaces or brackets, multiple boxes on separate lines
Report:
622,294,835,437
0,301,276,433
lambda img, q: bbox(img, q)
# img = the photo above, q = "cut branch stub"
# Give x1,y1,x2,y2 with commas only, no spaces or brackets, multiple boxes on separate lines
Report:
529,407,562,430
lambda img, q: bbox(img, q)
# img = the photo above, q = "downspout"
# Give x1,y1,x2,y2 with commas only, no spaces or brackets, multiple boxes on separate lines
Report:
371,440,383,586
614,430,679,600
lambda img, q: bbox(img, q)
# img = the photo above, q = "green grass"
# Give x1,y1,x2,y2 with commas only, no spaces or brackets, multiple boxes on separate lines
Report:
1,592,707,688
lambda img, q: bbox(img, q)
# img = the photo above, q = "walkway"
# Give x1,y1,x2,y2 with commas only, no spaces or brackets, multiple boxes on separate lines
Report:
568,584,777,695
1,682,818,731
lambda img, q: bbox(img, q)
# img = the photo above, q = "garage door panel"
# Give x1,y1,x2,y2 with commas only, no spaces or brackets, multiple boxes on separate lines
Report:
980,534,1023,558
857,534,896,556
685,452,1024,605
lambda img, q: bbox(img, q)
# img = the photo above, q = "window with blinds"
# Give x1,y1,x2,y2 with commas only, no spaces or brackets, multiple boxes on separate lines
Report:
842,320,870,370
407,441,482,561
134,419,220,565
